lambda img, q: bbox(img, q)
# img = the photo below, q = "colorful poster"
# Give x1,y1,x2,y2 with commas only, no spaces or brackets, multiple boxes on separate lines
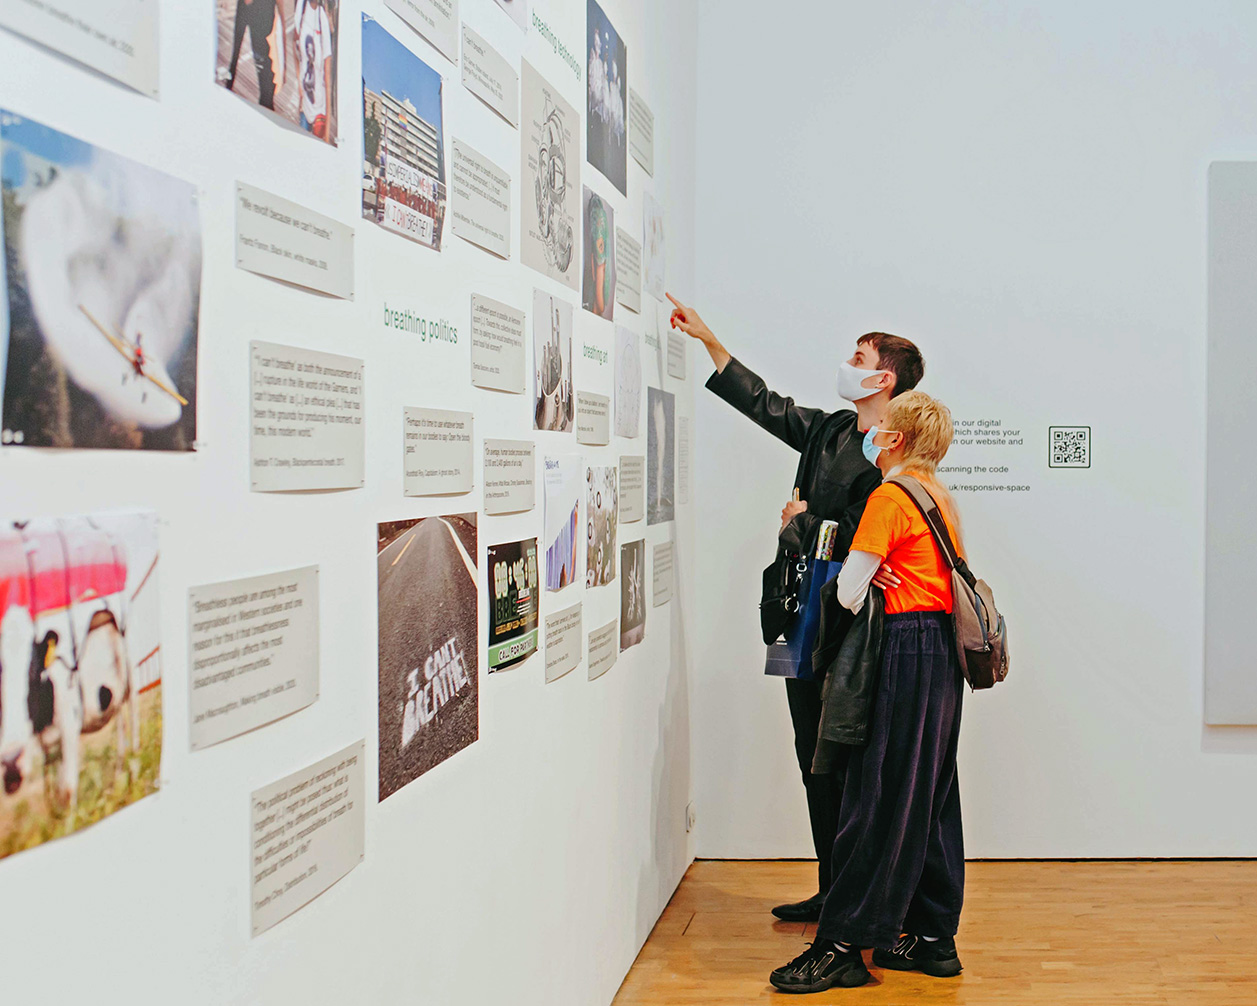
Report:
648,387,675,525
487,537,539,671
533,289,574,432
521,60,579,289
586,0,626,195
582,185,616,319
544,455,581,592
620,539,645,650
0,510,163,861
587,465,618,587
362,14,447,251
377,514,478,800
1,113,201,451
215,0,341,145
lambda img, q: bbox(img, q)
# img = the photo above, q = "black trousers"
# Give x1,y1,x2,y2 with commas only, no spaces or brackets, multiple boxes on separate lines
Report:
785,677,846,893
227,0,277,109
817,612,965,948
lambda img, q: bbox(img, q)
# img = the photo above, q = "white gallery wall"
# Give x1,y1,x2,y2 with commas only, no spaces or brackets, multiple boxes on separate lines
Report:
691,0,1257,860
0,1,698,1004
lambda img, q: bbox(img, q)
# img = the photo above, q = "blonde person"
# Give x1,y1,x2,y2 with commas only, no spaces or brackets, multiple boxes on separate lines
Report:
771,391,968,994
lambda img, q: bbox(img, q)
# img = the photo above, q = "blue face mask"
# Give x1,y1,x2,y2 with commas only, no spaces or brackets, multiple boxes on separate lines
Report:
862,426,898,467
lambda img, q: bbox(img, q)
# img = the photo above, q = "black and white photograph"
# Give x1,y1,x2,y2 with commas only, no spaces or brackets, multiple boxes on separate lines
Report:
377,514,478,800
533,289,575,432
586,0,626,195
619,538,645,651
586,465,618,587
647,387,675,525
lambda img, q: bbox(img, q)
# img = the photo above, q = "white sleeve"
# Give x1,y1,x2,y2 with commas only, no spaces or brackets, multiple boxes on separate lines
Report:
836,550,883,614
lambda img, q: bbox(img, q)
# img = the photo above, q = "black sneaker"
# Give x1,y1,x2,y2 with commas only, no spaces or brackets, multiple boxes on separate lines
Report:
872,934,963,977
770,940,871,993
771,892,825,922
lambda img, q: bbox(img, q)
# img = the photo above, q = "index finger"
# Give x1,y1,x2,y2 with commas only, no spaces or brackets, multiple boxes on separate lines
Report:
665,292,685,310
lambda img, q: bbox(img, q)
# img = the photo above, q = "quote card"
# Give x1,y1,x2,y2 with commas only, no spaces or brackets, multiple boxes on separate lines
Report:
620,455,645,523
250,740,365,936
235,183,354,300
451,138,512,259
678,416,691,505
615,228,642,314
385,0,460,63
544,602,582,683
404,407,474,495
577,392,611,445
189,566,320,750
470,295,525,393
484,439,536,514
588,619,618,681
667,332,687,380
0,0,160,97
653,542,675,606
629,89,654,176
462,24,518,127
250,342,365,492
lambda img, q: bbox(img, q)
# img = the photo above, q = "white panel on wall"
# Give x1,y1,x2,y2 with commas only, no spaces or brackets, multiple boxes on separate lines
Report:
1205,163,1257,725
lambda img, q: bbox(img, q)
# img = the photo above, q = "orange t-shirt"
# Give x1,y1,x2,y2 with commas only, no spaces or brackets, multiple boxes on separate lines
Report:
850,480,963,615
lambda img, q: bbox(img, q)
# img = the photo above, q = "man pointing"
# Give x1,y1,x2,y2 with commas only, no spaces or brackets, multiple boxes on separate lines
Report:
668,293,925,922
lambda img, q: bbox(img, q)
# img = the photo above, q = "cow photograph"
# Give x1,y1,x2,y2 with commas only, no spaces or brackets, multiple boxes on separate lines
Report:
0,509,162,860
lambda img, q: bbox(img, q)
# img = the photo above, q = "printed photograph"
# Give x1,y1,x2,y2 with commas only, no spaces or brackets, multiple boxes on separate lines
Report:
615,325,641,438
648,387,675,525
533,289,574,432
582,185,616,319
0,510,163,861
620,538,645,651
362,14,447,251
377,513,478,801
586,0,626,195
644,192,665,301
487,537,539,671
544,455,581,592
1,113,201,451
522,60,580,289
587,465,618,587
215,0,340,145
493,0,528,30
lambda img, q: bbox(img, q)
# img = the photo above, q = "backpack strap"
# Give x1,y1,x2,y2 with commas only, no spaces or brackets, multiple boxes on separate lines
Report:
886,476,977,588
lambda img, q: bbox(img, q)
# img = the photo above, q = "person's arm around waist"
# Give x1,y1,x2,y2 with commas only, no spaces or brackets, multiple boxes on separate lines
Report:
836,551,882,614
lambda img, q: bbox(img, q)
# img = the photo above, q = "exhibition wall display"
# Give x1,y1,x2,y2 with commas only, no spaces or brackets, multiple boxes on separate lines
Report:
0,1,699,1004
692,0,1257,860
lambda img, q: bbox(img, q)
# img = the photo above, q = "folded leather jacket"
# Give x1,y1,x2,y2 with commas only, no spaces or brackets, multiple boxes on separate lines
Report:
811,579,884,771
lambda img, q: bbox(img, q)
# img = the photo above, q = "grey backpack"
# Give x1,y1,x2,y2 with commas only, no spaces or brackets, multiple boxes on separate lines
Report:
888,476,1009,690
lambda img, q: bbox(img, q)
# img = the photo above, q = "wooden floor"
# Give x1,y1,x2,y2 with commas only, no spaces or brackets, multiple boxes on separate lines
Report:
613,859,1257,1004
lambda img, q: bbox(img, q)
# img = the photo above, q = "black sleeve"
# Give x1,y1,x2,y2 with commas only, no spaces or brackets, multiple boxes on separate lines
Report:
832,468,884,561
705,356,826,454
778,510,820,557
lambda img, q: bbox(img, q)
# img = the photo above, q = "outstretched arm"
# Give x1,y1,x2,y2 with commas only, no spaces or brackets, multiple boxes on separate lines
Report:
667,292,730,372
667,292,825,452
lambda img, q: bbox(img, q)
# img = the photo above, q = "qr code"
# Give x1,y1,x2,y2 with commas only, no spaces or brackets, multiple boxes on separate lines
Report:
1049,426,1091,468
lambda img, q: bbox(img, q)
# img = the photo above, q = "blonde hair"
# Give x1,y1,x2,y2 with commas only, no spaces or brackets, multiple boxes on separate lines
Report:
884,390,963,549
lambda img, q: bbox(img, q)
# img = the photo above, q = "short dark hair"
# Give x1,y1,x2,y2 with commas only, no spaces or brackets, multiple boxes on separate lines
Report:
857,332,924,397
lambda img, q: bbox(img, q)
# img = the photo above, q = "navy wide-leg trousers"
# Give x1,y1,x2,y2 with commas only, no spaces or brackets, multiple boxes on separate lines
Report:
816,611,965,948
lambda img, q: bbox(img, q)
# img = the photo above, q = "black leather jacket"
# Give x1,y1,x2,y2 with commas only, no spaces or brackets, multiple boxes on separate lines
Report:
705,357,882,560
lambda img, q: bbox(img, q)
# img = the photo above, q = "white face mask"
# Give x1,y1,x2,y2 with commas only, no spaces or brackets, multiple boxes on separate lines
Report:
836,360,889,402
